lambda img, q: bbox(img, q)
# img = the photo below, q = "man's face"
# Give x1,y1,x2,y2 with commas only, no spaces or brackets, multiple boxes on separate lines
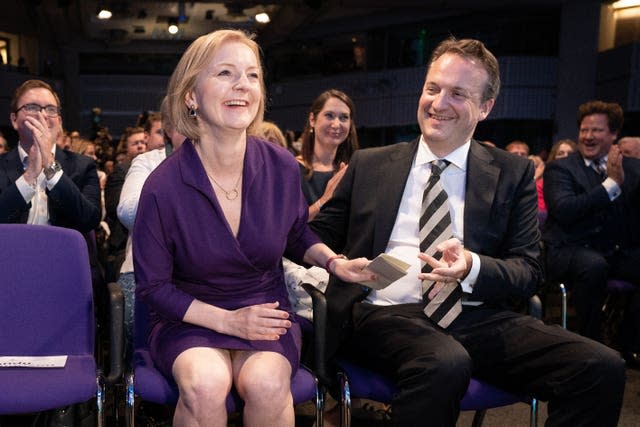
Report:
146,120,165,150
507,144,529,157
578,113,617,160
417,53,494,152
620,138,640,159
126,132,147,158
10,88,61,145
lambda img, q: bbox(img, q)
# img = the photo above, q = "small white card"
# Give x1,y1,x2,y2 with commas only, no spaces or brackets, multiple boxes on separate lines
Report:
360,253,411,290
0,356,68,368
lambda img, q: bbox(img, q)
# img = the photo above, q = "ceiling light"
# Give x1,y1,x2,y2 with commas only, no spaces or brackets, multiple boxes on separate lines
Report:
97,8,112,20
255,12,270,24
168,24,179,35
612,0,640,9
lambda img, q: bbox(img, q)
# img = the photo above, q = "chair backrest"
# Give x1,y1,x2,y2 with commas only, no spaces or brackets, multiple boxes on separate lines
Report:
0,224,94,356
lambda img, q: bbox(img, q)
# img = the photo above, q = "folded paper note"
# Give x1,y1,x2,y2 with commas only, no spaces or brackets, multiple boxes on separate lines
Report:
360,253,411,290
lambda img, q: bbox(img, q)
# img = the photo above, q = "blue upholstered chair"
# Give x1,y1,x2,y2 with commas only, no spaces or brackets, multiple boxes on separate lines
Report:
0,224,121,426
302,283,539,427
123,296,324,426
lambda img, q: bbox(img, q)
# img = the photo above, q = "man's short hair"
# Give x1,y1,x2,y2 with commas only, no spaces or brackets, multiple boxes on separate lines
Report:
577,100,624,133
11,79,61,113
428,37,500,103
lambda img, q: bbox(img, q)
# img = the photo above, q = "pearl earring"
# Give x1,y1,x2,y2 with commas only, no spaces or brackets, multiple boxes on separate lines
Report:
188,105,197,118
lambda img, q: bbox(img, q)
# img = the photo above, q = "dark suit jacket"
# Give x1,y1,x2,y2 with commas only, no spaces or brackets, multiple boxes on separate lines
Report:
542,152,640,254
104,161,131,250
0,147,101,233
310,138,542,357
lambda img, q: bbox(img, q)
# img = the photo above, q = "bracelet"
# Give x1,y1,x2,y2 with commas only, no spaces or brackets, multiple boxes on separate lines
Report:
325,254,347,274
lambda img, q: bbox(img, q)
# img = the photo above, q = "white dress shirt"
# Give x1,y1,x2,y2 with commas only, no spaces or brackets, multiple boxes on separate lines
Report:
366,137,481,305
583,156,621,201
117,147,168,273
15,143,63,225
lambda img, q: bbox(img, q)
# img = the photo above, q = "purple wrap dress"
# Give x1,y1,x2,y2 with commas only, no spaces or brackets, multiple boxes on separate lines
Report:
133,137,320,377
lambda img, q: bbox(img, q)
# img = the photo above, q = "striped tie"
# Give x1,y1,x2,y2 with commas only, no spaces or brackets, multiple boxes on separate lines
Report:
594,158,607,180
420,160,462,328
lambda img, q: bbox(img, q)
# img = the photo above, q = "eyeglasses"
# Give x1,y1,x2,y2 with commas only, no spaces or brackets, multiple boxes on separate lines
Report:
15,103,61,118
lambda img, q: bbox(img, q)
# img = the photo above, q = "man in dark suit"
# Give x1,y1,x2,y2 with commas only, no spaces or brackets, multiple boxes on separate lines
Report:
311,38,625,426
0,79,102,426
0,79,100,232
544,100,640,363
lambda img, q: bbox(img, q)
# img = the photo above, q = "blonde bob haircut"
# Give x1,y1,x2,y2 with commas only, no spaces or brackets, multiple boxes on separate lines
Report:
166,29,266,142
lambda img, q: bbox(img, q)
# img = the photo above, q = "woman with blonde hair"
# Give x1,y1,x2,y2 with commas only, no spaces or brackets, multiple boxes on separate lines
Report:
133,29,371,427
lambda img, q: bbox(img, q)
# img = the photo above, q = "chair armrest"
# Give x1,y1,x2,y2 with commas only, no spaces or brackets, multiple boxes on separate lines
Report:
301,282,331,386
528,294,542,320
104,282,124,384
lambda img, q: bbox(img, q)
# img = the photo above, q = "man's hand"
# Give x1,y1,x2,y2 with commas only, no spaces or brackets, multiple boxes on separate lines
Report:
24,111,57,168
23,143,43,186
607,144,624,185
418,238,470,286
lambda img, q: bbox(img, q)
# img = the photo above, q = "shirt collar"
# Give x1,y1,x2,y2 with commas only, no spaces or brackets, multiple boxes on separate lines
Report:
18,142,57,164
582,154,607,168
416,135,470,172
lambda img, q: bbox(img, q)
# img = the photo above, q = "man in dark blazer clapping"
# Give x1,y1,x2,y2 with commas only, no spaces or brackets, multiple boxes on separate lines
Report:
0,79,100,233
311,38,625,427
544,100,640,363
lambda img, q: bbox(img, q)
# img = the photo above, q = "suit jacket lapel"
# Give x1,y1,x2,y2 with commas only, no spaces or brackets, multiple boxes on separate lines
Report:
464,141,500,250
4,149,24,182
372,138,419,255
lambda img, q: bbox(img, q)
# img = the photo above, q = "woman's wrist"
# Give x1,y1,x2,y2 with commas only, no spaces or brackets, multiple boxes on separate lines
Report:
325,254,347,274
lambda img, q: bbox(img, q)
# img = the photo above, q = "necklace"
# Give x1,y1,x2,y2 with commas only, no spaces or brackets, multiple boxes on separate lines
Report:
206,170,242,201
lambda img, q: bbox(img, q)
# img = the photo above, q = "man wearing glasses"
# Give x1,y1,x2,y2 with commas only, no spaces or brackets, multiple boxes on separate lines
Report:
0,79,100,233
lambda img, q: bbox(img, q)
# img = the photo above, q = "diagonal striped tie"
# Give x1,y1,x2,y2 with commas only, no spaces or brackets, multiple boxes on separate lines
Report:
420,160,462,328
593,158,607,181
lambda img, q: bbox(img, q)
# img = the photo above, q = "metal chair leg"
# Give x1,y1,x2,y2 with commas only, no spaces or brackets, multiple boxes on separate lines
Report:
559,283,567,329
338,371,351,427
530,397,538,427
471,409,486,427
125,372,135,427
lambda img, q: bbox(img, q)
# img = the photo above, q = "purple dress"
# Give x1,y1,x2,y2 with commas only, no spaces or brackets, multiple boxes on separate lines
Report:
133,137,320,377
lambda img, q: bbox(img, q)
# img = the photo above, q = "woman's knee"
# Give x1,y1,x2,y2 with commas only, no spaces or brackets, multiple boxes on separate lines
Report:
174,351,233,410
236,357,292,406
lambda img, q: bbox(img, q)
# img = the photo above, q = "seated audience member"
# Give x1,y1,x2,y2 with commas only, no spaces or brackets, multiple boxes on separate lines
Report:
0,131,9,154
104,126,148,280
284,89,359,320
116,97,186,361
142,111,166,150
528,154,546,221
57,130,72,151
619,136,640,159
0,79,101,233
505,139,529,156
116,126,147,163
285,129,301,155
310,38,625,427
132,29,371,426
0,81,103,426
547,138,576,161
543,101,640,365
253,120,288,149
296,89,359,221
